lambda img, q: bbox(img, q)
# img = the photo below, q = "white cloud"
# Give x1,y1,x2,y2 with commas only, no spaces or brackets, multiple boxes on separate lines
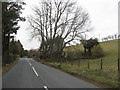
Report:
76,0,118,38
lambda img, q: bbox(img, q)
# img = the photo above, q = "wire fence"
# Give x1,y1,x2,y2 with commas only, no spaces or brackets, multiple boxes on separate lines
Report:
61,58,119,71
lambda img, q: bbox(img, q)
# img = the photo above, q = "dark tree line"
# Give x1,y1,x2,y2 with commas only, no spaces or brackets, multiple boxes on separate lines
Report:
2,2,25,65
10,39,27,57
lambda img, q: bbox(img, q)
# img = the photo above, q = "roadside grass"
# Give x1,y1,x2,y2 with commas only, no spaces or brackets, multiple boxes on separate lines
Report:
2,56,19,76
0,56,2,77
0,69,2,77
38,39,119,88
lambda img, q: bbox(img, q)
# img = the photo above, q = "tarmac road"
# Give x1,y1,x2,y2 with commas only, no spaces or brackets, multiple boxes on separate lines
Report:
2,58,99,89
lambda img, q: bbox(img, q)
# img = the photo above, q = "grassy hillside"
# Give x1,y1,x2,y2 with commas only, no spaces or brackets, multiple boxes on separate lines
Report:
64,39,118,68
40,39,119,88
65,39,118,58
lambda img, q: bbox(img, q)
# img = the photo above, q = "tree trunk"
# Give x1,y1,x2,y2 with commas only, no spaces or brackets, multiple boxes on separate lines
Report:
84,48,86,53
88,48,91,53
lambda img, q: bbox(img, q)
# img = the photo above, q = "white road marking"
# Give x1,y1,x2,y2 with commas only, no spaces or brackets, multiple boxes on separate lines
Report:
27,59,29,63
29,63,32,66
32,67,39,76
44,86,48,90
27,58,48,89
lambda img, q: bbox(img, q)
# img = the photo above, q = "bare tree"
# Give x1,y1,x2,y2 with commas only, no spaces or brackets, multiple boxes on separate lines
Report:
28,0,91,59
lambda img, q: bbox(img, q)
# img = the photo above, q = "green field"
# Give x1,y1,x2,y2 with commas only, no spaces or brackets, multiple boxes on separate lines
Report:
40,39,119,88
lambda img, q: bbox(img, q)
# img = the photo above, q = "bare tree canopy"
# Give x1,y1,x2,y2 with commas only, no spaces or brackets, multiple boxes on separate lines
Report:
28,0,91,59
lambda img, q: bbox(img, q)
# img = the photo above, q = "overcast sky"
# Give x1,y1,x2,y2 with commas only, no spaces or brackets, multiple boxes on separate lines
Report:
16,0,119,50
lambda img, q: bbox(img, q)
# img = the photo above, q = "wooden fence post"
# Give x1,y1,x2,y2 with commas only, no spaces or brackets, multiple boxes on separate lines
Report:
88,59,89,69
101,58,103,70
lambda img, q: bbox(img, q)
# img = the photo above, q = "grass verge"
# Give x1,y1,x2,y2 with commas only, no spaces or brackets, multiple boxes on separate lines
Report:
38,60,118,88
2,56,19,77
